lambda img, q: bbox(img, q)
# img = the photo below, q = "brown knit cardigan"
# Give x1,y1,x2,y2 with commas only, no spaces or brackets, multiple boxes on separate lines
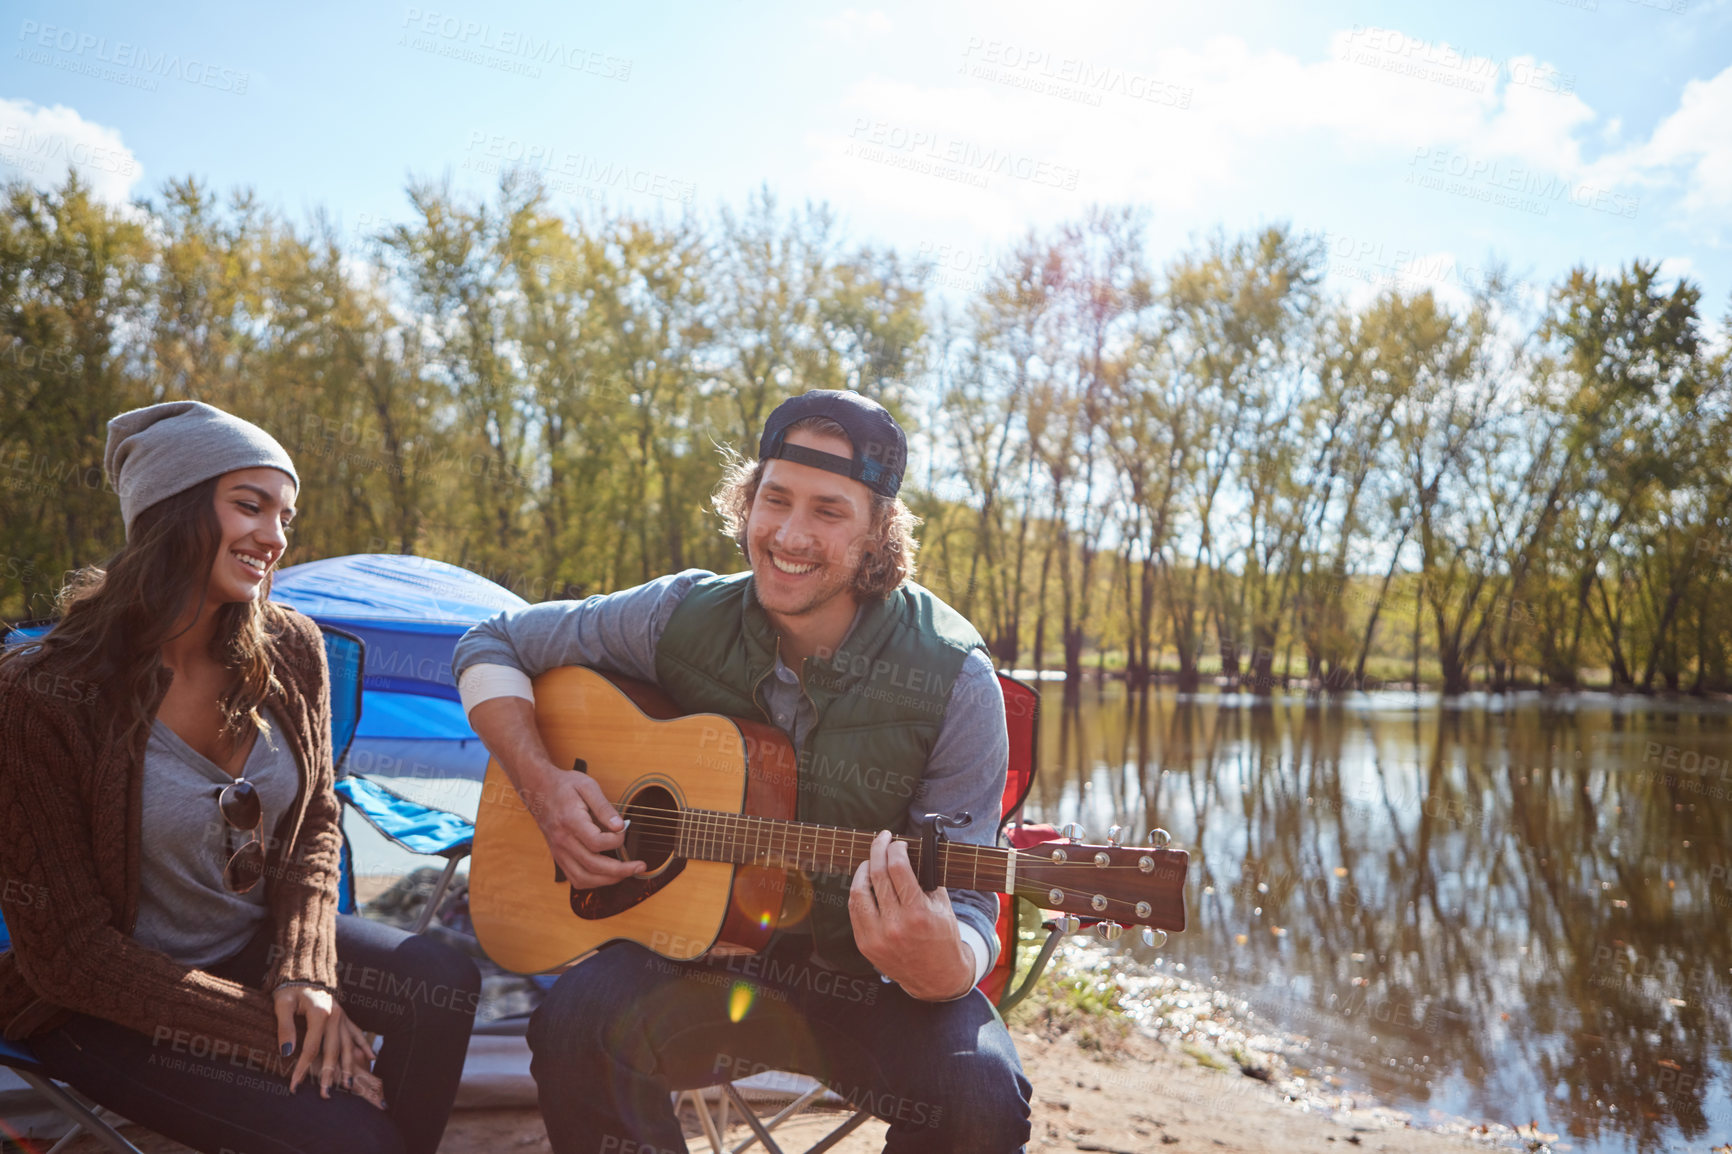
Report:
0,604,342,1074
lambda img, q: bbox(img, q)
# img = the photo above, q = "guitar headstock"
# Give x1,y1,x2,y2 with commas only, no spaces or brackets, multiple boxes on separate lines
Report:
1013,835,1189,940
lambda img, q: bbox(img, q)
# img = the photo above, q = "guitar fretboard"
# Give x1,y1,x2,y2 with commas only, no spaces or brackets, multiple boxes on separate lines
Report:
626,804,1017,894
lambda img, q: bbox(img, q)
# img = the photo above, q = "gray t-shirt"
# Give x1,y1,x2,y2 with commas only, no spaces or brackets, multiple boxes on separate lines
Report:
131,708,300,967
451,569,1010,967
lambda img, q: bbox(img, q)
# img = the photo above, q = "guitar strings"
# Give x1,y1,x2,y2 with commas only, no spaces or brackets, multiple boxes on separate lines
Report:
615,802,1172,853
601,806,1179,922
615,806,1173,864
609,805,1179,875
616,805,1146,856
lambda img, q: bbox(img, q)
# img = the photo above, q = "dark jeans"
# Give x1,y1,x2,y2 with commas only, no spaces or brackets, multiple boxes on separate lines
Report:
32,913,480,1154
527,937,1031,1154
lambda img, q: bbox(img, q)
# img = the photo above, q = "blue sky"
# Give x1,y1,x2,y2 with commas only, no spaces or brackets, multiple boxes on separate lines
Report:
4,0,1730,315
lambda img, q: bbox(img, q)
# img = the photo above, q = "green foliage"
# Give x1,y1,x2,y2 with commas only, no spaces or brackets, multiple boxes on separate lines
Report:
2,170,1727,693
1006,965,1133,1052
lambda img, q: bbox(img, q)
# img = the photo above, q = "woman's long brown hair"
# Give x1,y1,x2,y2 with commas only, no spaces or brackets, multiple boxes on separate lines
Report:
0,478,285,748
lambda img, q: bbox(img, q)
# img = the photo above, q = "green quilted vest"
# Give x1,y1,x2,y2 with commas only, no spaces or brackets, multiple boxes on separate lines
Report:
654,571,984,973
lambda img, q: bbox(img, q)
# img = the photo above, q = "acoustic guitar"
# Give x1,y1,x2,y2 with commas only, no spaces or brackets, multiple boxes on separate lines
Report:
468,666,1189,975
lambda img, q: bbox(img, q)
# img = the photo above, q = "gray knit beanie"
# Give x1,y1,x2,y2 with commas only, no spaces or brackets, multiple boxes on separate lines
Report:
104,402,299,538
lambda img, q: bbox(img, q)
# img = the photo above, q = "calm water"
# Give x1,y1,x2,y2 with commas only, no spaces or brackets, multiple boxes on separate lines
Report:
1018,683,1732,1154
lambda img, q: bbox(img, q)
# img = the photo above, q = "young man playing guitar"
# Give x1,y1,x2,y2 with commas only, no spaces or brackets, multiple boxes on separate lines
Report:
455,390,1032,1153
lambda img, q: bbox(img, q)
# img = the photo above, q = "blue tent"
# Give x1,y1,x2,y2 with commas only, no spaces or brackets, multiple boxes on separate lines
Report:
270,553,528,782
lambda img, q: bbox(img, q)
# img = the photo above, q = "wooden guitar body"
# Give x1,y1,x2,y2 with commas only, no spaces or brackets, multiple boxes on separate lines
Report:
468,666,794,975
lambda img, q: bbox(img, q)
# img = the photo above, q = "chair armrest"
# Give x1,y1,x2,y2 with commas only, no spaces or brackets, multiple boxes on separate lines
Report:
334,775,475,859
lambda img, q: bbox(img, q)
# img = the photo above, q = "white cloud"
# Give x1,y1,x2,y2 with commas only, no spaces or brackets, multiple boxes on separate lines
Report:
1474,59,1595,173
801,15,1727,293
822,9,894,38
1655,253,1698,285
1601,66,1732,214
0,99,142,203
805,23,1603,228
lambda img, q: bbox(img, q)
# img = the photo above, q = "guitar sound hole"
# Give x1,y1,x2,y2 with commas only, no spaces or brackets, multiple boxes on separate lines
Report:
620,786,682,872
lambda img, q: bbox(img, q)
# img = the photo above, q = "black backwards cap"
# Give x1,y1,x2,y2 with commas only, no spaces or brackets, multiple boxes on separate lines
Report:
758,390,907,498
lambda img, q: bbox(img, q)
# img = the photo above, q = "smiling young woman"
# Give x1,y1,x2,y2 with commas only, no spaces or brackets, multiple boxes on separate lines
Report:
0,401,478,1154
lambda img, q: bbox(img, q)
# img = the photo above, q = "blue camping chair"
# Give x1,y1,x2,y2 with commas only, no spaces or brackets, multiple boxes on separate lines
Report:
317,622,470,925
319,617,474,929
270,554,527,932
269,555,528,940
0,619,475,1150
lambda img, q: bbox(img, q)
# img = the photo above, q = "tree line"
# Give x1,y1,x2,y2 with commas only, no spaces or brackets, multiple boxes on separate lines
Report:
3,172,1728,694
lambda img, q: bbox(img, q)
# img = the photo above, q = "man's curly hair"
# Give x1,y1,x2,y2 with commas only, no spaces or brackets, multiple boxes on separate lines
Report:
713,416,920,601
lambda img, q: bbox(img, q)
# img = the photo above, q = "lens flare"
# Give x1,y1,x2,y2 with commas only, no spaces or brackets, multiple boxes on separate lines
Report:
728,980,755,1023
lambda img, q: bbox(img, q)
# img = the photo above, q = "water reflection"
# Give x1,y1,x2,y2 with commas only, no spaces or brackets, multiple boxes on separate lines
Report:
1021,684,1732,1154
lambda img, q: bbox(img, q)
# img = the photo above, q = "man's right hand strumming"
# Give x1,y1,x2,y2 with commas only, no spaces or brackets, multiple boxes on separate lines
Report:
466,696,645,889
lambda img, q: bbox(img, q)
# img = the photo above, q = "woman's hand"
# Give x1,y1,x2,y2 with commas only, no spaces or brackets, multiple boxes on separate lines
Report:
273,984,381,1105
330,1008,378,1089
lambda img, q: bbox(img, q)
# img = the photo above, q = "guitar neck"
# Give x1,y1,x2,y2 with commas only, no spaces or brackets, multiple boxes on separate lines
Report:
621,802,1190,933
653,806,1018,895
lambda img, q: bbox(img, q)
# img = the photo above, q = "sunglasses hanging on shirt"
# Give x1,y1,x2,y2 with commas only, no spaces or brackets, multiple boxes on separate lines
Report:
216,777,265,894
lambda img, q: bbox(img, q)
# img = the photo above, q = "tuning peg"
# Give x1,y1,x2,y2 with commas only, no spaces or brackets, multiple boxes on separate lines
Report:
1056,915,1082,934
1146,828,1171,848
1106,825,1124,847
1140,927,1168,949
1060,823,1085,842
1095,920,1124,942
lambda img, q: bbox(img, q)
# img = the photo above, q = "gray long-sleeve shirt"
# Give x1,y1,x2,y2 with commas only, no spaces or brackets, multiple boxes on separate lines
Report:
451,569,1008,974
